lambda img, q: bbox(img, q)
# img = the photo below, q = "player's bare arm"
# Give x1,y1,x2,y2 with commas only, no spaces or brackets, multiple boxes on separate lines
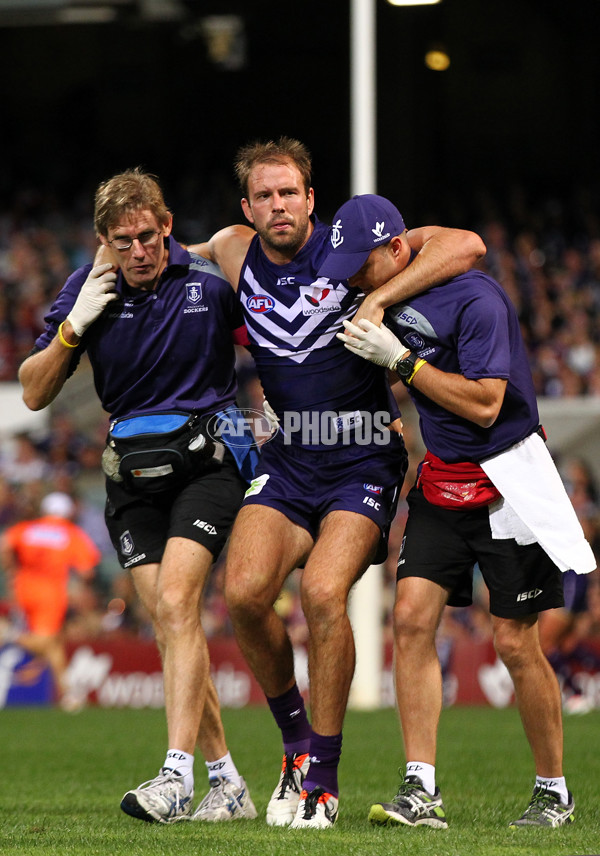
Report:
338,317,505,428
19,340,77,410
405,366,506,428
188,224,255,292
352,226,486,327
20,262,118,411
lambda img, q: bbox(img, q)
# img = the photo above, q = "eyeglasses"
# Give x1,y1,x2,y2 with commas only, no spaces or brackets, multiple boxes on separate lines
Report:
107,230,162,251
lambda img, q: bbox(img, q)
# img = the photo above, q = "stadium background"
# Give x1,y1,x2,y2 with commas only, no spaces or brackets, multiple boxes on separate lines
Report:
0,0,600,710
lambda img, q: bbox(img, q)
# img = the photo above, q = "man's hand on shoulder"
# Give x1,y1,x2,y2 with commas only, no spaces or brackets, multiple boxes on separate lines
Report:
190,225,255,291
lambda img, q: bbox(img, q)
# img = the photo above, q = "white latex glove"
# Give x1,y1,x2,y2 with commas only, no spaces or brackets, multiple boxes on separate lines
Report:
262,397,280,433
336,318,409,369
67,263,118,337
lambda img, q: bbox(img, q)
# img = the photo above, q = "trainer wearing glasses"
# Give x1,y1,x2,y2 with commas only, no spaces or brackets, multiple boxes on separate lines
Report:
18,168,257,824
319,193,596,829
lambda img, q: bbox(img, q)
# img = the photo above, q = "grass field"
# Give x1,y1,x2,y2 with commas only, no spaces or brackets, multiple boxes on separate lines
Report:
0,705,598,856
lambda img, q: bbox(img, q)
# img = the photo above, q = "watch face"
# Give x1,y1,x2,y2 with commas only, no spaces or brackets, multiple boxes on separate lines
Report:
396,353,416,376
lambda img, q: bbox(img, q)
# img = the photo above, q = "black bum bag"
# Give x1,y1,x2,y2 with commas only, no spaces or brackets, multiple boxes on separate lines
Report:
101,411,224,494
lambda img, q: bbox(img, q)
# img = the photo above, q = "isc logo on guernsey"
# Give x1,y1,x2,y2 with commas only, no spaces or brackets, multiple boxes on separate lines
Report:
247,295,275,313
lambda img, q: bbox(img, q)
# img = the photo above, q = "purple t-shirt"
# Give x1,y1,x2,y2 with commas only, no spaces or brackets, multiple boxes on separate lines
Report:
385,270,539,462
34,237,243,419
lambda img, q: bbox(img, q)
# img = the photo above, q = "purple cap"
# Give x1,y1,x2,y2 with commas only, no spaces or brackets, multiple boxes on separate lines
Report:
318,194,406,280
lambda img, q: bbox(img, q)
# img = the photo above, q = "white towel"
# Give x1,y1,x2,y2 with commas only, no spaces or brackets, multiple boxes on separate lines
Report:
480,432,597,574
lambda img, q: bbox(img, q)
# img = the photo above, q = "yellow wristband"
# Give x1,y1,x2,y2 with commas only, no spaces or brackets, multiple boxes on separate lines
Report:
407,357,426,385
58,320,79,349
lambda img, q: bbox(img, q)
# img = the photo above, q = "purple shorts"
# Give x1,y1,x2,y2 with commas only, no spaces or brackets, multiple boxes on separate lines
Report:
243,432,408,563
562,569,589,614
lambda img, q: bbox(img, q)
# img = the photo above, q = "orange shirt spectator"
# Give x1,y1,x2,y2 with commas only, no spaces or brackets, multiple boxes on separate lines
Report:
2,492,100,635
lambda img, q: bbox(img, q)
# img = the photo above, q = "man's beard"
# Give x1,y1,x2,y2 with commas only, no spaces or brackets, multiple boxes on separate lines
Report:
257,214,310,257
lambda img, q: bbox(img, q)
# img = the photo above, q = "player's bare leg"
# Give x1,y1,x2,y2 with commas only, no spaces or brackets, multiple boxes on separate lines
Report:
122,540,253,823
368,578,450,830
393,577,449,766
300,510,379,737
133,561,227,761
225,504,314,826
154,538,213,755
14,631,69,704
287,510,379,828
493,615,563,777
495,614,575,828
224,504,313,698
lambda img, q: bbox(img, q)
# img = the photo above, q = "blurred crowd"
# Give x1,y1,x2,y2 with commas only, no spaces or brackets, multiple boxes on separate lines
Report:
2,183,600,393
1,183,600,700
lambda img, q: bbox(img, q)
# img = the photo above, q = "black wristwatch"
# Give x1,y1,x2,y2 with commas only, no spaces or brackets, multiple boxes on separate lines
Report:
393,351,419,383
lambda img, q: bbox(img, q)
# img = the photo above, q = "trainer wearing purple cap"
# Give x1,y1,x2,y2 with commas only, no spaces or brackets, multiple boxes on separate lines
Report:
320,194,407,282
319,193,596,830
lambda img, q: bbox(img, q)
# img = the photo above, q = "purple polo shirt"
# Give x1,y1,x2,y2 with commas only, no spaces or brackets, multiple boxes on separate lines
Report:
384,270,540,462
34,237,243,419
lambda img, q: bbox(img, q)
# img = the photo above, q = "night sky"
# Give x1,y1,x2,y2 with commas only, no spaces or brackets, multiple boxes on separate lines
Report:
1,0,598,232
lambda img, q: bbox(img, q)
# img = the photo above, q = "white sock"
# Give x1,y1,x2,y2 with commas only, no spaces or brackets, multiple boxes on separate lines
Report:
536,775,569,804
206,752,242,788
406,761,436,795
163,749,194,795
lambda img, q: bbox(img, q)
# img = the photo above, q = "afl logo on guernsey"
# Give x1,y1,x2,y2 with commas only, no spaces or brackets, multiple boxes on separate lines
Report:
247,294,275,313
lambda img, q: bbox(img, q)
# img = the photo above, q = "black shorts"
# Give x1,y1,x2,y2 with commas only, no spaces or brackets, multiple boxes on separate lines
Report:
105,450,247,569
396,486,565,618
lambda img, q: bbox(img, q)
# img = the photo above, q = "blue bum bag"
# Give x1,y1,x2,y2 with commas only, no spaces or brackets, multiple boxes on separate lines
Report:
102,407,260,494
103,410,220,494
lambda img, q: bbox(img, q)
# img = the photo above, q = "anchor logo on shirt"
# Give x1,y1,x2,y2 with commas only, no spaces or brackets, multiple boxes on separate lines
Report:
120,530,134,556
330,219,344,248
186,283,203,303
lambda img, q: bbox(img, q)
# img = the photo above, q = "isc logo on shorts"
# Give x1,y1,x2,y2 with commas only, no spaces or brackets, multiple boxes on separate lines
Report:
193,519,217,535
516,588,542,602
363,496,381,510
247,295,275,313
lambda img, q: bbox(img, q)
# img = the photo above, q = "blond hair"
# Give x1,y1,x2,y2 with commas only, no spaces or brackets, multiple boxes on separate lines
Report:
94,167,171,237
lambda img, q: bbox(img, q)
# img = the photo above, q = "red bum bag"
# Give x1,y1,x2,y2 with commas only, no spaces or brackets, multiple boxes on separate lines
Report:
417,450,501,509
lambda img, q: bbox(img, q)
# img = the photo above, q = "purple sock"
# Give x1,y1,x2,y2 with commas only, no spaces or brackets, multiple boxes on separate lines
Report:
266,684,312,755
303,731,343,797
